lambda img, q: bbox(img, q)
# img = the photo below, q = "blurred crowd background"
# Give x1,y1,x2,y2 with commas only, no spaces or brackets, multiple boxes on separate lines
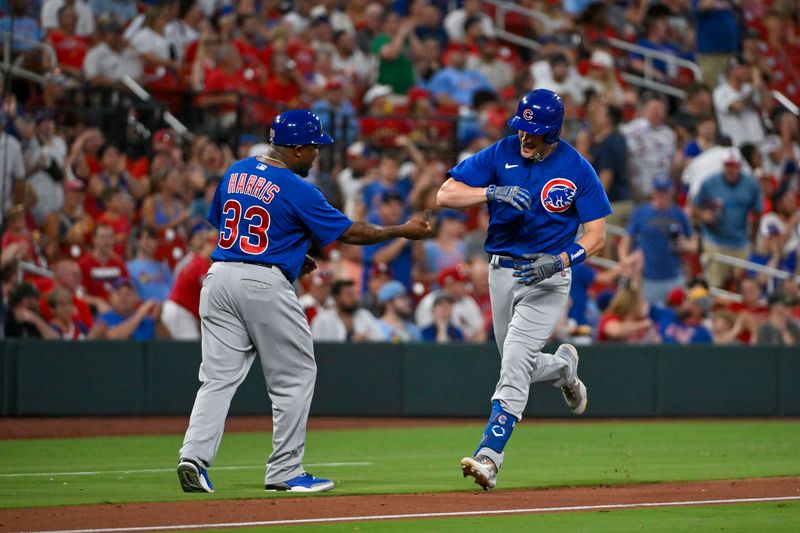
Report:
0,0,798,346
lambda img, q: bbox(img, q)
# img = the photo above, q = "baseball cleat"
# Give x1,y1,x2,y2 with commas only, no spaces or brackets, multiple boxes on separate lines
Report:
460,455,497,490
265,472,334,492
558,344,588,415
177,459,214,493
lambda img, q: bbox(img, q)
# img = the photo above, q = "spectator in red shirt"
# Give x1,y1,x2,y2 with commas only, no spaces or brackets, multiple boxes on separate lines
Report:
199,43,263,124
97,188,134,259
40,258,99,326
596,286,660,343
264,52,306,107
43,4,89,79
233,13,267,77
161,229,215,339
173,222,211,276
77,223,129,303
727,277,770,343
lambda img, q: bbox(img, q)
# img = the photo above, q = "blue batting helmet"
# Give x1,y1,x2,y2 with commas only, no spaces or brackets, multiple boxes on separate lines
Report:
507,89,564,144
269,110,334,146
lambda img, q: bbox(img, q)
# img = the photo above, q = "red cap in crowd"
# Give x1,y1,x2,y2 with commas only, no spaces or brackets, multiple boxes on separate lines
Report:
153,129,175,149
438,264,469,287
722,148,742,167
667,287,686,307
324,78,343,91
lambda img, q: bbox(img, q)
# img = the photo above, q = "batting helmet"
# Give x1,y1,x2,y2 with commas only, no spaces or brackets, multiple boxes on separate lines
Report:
507,89,564,144
269,110,334,146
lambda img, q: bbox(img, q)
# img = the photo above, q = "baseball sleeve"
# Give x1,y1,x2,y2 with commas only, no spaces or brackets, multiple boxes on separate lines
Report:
296,184,354,246
574,160,612,223
206,182,223,229
447,142,498,188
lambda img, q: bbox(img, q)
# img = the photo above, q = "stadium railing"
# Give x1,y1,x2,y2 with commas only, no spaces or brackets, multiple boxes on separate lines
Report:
1,30,56,84
485,0,701,99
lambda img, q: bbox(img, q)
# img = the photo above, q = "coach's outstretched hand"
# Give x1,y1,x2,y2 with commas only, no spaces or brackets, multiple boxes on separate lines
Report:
402,215,434,240
513,253,564,285
486,184,532,211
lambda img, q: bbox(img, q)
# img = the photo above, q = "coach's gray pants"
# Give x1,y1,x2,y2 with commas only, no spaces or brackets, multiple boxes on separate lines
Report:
478,263,573,469
179,262,315,485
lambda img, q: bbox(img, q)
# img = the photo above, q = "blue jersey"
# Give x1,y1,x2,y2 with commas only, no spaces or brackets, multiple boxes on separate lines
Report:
627,204,692,280
98,310,155,341
448,136,611,258
208,157,353,282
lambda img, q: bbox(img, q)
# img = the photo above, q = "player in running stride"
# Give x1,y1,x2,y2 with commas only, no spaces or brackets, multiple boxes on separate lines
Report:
177,110,432,493
436,89,611,490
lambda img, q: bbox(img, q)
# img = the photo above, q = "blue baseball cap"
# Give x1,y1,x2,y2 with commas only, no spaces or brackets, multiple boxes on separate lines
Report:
269,110,333,146
377,280,407,304
652,173,673,192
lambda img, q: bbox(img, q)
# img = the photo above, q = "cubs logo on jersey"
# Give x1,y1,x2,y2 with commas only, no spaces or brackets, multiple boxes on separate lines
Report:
541,178,577,213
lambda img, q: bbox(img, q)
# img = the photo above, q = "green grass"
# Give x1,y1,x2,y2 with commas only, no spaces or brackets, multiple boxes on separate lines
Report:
0,420,798,508
211,501,800,533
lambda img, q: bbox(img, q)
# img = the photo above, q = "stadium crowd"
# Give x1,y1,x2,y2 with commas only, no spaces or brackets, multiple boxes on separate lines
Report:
0,0,799,345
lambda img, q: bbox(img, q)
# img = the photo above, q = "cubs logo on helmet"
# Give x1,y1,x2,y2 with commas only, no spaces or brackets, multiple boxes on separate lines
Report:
522,108,534,121
541,178,577,213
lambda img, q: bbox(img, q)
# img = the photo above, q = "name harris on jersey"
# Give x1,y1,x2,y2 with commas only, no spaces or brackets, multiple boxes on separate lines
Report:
224,162,281,205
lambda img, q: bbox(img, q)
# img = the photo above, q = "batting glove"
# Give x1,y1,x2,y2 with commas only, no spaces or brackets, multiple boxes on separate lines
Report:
512,253,564,285
486,184,532,211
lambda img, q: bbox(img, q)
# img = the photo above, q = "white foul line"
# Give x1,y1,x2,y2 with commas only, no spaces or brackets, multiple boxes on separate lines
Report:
0,462,371,478
17,495,800,533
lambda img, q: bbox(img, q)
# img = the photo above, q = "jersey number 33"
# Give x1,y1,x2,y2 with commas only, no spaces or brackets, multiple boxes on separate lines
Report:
218,199,271,255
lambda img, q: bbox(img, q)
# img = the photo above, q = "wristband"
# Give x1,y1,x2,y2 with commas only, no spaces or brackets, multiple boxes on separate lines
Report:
563,243,586,267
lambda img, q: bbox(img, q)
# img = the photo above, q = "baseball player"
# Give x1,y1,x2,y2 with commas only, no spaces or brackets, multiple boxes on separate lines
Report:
437,89,611,490
177,110,432,493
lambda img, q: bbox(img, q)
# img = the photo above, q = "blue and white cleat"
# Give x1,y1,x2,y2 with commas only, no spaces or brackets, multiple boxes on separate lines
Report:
460,455,498,490
558,343,588,415
177,459,214,493
265,472,335,493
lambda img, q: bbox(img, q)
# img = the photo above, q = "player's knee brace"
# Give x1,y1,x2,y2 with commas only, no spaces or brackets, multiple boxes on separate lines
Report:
475,400,517,455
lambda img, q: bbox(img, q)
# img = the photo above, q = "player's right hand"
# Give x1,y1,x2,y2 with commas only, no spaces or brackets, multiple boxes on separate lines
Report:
486,184,532,211
402,216,434,240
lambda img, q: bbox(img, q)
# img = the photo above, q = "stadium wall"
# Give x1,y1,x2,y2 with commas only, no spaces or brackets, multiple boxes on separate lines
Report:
1,340,798,417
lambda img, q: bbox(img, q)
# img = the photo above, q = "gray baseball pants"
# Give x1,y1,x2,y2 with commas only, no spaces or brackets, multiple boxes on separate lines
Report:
179,262,315,485
478,259,574,469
